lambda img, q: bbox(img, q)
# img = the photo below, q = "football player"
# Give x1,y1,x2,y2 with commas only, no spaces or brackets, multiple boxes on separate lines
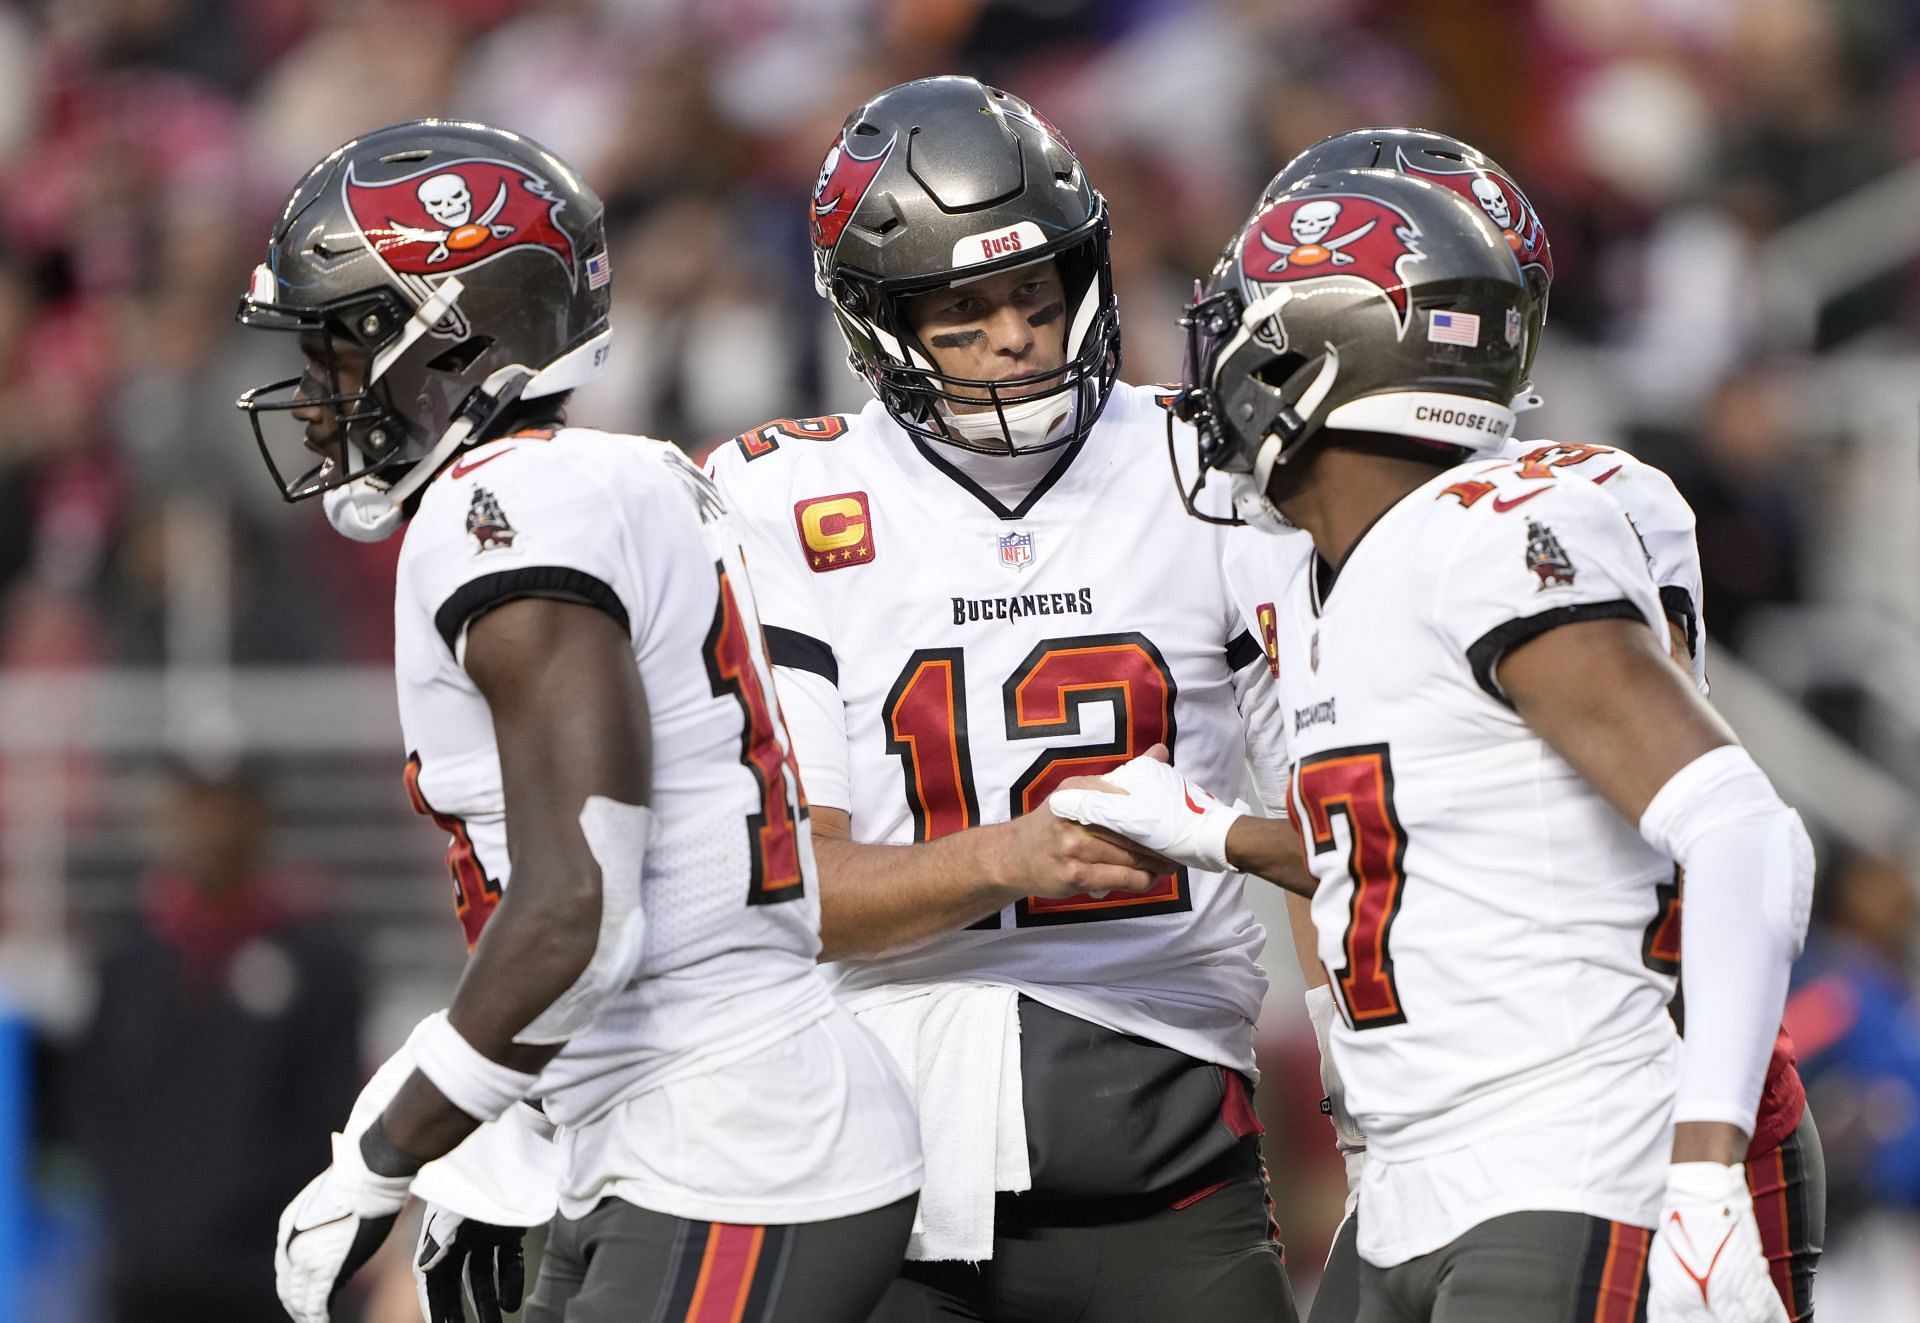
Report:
240,119,921,1323
1235,129,1819,1323
1052,168,1812,1323
705,77,1300,1320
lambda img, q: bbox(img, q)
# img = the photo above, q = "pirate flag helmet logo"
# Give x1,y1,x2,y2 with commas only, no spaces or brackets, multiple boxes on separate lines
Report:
1240,192,1426,337
345,158,577,289
1393,147,1552,283
811,130,897,253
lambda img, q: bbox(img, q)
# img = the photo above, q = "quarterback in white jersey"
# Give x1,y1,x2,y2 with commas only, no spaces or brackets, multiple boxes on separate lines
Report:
242,120,918,1323
711,77,1297,1321
1055,169,1811,1323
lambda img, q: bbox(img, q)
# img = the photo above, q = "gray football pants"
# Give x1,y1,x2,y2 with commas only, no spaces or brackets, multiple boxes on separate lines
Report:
524,1193,916,1323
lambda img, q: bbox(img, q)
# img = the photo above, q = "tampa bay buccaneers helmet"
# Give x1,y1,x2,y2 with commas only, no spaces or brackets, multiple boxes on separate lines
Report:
237,119,612,539
810,76,1119,455
1267,127,1553,389
1171,168,1528,530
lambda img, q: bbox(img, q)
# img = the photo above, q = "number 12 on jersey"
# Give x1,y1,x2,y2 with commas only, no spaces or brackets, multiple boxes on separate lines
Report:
883,632,1190,927
1294,744,1411,1030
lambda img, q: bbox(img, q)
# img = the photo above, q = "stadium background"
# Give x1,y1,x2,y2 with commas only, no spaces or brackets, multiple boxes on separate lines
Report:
0,0,1916,1318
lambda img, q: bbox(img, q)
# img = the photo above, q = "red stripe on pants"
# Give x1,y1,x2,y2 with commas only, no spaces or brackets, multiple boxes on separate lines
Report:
1596,1222,1651,1323
685,1223,766,1323
1746,1144,1796,1317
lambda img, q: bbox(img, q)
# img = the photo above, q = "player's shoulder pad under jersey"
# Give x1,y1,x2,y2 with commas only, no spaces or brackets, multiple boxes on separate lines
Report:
1426,458,1663,612
402,430,687,647
1502,438,1696,536
715,412,860,468
1423,461,1667,703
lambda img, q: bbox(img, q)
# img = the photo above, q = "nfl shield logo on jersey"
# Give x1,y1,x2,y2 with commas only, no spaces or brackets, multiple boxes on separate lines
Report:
998,530,1035,571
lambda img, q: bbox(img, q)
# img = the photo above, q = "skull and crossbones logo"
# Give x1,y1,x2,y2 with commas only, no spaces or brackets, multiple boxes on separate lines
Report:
389,173,516,264
1258,200,1378,271
1471,177,1513,229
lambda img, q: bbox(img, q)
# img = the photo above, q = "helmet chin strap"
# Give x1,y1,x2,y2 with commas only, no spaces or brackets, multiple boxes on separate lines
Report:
1231,433,1294,534
1223,343,1340,537
321,364,533,543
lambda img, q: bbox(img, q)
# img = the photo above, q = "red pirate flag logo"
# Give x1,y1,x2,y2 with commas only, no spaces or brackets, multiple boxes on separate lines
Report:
1394,149,1553,281
811,131,895,250
344,158,576,278
1241,193,1425,333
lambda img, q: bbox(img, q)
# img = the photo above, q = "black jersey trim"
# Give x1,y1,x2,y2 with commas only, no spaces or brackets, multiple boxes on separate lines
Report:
765,625,839,685
1659,584,1699,661
908,433,1086,521
1226,628,1262,672
434,566,629,653
1465,599,1648,707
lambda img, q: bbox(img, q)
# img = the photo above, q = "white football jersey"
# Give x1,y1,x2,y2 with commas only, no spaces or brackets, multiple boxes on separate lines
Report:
1493,438,1707,690
707,385,1269,1073
394,428,920,1220
1223,456,1686,1265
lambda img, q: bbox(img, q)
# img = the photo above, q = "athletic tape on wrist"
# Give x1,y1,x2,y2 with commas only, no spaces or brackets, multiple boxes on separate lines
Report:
413,1011,540,1123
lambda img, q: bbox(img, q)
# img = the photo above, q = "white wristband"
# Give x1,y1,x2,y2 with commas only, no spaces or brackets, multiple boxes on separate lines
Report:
413,1011,540,1123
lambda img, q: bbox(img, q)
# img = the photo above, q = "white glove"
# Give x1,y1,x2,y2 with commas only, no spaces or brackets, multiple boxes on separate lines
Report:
1304,984,1367,1216
1046,752,1247,874
274,1127,414,1323
1648,1162,1788,1323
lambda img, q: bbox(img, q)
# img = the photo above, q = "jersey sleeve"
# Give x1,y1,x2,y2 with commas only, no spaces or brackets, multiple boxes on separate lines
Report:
1220,532,1293,809
1430,473,1667,707
1593,456,1708,690
1506,441,1708,690
707,442,854,812
404,454,639,664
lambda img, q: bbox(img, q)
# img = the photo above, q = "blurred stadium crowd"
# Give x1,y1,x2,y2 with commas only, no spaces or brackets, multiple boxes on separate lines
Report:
1,0,1919,1318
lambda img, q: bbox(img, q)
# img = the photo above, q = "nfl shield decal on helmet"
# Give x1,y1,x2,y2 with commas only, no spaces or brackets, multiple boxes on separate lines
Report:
345,158,577,279
1241,193,1425,335
998,530,1035,571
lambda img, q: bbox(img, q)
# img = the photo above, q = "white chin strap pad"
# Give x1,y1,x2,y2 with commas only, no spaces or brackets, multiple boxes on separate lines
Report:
323,476,407,543
514,796,654,1045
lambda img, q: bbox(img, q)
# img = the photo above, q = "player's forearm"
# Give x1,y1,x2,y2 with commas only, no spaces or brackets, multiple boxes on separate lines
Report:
1224,815,1316,896
449,870,603,1061
813,824,1025,961
377,876,589,1163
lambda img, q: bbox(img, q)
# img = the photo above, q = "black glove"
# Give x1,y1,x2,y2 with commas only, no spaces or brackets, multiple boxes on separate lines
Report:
414,1206,528,1323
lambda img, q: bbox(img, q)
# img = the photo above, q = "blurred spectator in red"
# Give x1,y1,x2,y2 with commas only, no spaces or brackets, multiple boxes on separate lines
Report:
65,754,364,1323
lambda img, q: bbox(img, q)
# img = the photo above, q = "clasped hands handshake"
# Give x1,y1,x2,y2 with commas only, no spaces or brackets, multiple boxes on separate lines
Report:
1041,743,1247,881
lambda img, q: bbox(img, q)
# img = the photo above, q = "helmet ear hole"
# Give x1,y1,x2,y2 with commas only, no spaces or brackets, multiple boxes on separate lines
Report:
426,335,494,375
1252,353,1308,388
